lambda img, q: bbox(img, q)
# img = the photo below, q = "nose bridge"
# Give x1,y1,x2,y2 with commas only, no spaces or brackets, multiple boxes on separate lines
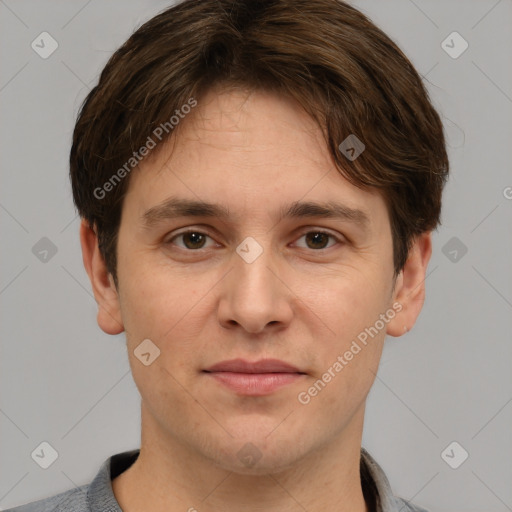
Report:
233,235,279,302
218,235,292,332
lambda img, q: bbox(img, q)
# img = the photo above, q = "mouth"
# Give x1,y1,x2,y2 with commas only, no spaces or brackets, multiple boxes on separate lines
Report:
202,358,307,396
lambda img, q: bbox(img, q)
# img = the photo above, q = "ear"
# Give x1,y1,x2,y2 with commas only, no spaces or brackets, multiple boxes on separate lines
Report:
386,232,432,338
79,219,124,335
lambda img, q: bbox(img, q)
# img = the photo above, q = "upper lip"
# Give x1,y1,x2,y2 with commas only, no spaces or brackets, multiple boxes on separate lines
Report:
204,358,304,374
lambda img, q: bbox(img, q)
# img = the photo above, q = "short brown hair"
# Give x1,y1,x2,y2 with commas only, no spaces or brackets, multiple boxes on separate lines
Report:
70,0,449,289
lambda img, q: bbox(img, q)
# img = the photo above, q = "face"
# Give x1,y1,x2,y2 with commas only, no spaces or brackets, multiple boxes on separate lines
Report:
83,87,430,474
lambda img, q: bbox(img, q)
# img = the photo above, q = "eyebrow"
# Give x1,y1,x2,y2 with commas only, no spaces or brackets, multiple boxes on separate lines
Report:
140,196,370,230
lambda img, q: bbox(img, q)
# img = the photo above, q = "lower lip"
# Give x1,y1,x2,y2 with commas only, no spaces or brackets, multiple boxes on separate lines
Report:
205,371,305,396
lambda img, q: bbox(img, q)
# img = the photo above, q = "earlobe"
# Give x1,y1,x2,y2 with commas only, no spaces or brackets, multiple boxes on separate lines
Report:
386,232,432,338
79,219,124,335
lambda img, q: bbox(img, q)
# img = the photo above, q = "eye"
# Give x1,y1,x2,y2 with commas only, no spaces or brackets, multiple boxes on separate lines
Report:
166,230,216,250
294,230,342,250
165,229,343,252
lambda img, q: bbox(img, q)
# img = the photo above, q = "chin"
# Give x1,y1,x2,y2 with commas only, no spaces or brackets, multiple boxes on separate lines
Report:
206,428,308,476
215,449,302,476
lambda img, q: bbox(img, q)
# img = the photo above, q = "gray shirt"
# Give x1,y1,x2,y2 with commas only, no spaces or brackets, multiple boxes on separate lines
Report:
5,448,428,511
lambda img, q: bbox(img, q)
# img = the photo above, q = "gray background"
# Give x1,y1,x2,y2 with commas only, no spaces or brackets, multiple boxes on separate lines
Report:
1,1,511,510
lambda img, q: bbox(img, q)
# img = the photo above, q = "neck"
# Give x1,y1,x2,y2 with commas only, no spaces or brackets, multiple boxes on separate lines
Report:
113,403,370,512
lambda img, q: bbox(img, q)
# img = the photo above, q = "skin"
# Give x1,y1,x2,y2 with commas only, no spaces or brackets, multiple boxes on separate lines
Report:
80,86,432,512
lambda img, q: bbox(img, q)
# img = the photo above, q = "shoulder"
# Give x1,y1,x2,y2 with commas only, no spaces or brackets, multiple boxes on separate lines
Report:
3,449,139,512
360,448,430,512
2,484,89,512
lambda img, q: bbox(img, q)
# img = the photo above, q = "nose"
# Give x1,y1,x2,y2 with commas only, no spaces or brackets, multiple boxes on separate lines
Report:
217,243,294,334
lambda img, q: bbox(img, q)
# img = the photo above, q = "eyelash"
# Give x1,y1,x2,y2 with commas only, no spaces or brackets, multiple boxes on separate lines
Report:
165,228,344,251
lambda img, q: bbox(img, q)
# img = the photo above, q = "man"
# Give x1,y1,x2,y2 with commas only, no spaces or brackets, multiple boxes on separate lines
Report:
7,0,448,510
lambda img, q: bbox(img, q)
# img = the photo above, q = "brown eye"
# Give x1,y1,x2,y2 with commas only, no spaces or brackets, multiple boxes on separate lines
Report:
182,232,207,249
167,231,214,250
296,231,340,250
305,232,330,249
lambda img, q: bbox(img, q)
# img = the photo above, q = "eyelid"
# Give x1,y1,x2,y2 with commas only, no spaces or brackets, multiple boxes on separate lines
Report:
166,224,218,236
165,226,345,250
165,228,219,249
295,228,343,243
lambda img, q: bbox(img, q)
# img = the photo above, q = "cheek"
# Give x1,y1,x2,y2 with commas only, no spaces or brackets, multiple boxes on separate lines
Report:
300,267,389,399
118,255,187,327
132,361,200,437
310,267,388,339
119,268,207,416
118,260,214,370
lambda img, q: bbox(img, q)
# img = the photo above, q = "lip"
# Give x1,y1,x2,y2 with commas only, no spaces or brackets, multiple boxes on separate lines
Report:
204,358,304,374
203,358,306,396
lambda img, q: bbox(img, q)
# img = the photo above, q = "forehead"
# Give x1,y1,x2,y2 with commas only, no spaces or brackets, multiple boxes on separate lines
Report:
123,88,388,230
